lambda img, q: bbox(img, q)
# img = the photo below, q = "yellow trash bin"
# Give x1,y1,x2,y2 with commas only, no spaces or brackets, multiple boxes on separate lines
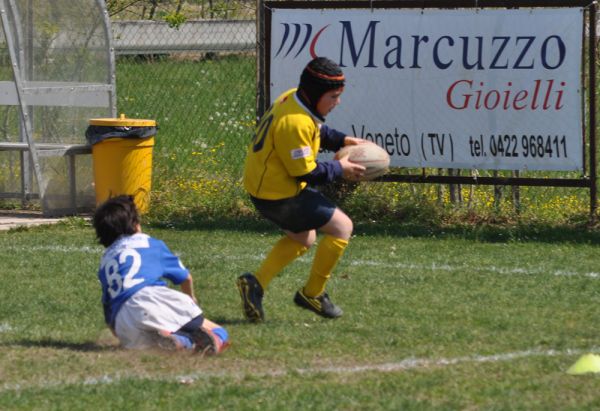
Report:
86,114,156,214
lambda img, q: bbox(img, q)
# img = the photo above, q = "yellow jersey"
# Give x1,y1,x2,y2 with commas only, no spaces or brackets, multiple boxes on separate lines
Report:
243,88,321,200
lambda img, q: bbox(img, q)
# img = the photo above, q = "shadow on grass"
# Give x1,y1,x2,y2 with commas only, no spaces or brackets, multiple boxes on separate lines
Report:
207,316,290,326
208,316,253,325
147,215,600,245
4,339,117,352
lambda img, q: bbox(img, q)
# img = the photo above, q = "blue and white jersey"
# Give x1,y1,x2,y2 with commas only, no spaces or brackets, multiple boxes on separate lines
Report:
97,233,189,326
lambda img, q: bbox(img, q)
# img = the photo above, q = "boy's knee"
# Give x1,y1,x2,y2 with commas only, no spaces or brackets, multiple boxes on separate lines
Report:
339,221,353,241
329,212,353,240
344,218,354,237
303,234,317,248
287,230,317,248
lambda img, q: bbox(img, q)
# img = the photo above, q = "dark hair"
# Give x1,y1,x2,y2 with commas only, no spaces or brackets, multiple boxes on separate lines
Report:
93,195,140,247
298,56,345,113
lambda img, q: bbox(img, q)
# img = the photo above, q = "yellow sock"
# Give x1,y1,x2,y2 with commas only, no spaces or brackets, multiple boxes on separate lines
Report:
255,236,308,290
303,236,348,298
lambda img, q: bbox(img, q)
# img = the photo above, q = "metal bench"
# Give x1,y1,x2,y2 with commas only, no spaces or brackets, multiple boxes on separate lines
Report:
0,142,92,213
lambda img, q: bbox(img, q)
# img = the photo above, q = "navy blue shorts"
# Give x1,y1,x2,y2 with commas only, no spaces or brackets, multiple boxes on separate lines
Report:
250,187,336,233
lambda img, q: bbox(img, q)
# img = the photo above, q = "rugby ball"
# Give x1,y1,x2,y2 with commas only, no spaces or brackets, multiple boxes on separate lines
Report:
335,143,390,181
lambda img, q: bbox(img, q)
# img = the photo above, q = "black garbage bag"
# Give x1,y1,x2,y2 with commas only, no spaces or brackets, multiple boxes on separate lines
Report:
85,125,156,145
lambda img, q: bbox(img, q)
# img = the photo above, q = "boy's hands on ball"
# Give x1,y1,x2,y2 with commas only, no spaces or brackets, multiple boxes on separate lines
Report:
335,139,391,181
337,137,368,180
337,151,366,181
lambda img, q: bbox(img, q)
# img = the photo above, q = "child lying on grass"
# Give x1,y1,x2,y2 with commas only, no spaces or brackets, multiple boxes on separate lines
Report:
92,195,229,355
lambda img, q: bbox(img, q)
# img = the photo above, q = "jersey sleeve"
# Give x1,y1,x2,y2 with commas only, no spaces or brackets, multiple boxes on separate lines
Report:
273,116,318,177
297,160,343,185
157,240,190,285
320,125,346,152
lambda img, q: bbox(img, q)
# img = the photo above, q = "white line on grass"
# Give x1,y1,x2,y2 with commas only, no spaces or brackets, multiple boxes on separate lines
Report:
346,259,600,279
2,245,600,279
1,346,597,393
1,245,103,254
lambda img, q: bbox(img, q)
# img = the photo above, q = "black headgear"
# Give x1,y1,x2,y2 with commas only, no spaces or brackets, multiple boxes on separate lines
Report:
298,57,345,113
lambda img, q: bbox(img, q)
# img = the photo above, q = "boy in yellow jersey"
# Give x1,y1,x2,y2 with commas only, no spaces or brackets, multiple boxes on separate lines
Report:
237,56,367,321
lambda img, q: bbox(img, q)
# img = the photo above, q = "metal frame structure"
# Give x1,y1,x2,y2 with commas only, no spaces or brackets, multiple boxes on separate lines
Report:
0,0,116,215
259,0,598,217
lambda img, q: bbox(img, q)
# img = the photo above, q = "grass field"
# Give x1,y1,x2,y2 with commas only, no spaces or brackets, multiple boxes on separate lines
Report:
1,219,600,409
0,48,598,410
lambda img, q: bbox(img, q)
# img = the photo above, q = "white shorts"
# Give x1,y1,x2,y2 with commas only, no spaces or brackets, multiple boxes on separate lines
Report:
114,286,203,349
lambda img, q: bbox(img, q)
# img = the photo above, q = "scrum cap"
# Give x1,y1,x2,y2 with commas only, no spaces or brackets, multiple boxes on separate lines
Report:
298,57,345,110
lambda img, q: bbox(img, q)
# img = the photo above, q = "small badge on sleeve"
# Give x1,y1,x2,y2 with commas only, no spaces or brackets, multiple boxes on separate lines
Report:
291,146,312,160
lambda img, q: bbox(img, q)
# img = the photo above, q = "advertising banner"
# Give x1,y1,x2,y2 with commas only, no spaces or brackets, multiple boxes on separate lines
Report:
270,8,584,171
